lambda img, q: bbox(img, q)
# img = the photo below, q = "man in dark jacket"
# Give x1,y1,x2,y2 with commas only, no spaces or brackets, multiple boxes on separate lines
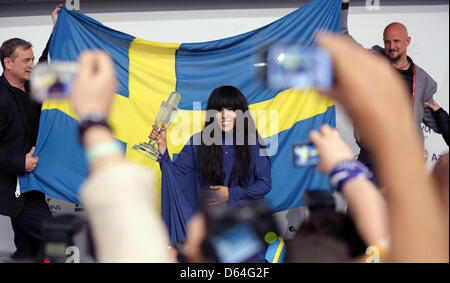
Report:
341,0,443,179
0,38,52,261
0,4,62,261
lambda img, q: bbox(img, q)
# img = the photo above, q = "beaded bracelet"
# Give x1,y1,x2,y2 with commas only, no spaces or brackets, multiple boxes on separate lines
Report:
329,160,376,192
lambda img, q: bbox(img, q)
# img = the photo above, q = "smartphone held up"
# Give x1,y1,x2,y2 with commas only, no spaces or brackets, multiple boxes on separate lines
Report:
31,62,78,102
256,43,334,92
293,143,319,168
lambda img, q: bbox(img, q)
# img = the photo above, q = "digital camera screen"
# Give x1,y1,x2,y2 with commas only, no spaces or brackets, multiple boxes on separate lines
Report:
31,62,78,102
266,44,333,92
211,222,265,263
293,143,319,167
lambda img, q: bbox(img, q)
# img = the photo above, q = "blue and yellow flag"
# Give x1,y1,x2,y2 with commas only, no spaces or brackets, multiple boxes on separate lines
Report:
20,0,341,222
265,236,286,263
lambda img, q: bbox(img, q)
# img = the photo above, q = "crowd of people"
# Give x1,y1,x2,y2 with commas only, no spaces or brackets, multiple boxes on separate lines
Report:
0,1,448,263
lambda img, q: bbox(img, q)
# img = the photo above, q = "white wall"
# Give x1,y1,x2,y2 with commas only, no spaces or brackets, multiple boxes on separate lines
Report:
0,0,448,253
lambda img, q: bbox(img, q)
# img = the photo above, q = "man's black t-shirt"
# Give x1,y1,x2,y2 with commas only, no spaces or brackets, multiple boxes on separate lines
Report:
397,58,415,99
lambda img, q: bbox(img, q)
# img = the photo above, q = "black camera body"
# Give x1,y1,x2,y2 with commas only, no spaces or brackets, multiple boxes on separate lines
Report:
303,190,336,213
201,200,277,263
42,214,94,263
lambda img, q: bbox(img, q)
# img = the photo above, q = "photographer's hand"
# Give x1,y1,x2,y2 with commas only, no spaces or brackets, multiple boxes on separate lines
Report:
310,124,389,247
309,125,354,174
74,51,173,263
184,213,207,263
71,51,116,120
316,33,448,262
71,51,121,173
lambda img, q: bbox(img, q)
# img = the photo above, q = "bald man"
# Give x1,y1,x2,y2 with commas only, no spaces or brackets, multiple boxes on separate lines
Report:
383,23,411,69
341,1,441,178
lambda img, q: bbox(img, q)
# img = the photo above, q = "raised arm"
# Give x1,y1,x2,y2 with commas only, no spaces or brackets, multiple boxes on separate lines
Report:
310,124,389,247
317,33,448,262
340,0,361,46
71,51,172,262
38,4,63,63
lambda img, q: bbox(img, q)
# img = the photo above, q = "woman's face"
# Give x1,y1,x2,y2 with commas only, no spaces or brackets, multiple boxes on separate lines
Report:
215,108,236,133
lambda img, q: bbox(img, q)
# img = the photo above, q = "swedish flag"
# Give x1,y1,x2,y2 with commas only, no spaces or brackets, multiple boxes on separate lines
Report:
266,236,286,263
20,0,341,228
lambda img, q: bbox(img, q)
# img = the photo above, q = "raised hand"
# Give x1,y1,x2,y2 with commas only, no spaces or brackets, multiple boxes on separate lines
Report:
425,100,442,112
148,122,167,154
309,125,355,174
52,3,64,25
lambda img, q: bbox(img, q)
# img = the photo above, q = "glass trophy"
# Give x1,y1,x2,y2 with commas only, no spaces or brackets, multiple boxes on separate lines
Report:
133,91,181,161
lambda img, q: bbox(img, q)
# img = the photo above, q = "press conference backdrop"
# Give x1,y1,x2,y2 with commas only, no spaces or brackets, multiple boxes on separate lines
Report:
0,0,448,253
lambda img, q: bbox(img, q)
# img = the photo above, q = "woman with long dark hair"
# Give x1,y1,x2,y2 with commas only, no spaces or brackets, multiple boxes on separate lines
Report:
150,86,271,212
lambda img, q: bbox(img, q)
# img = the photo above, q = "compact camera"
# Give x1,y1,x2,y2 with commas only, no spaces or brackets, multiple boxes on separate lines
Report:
201,200,277,263
292,142,319,167
257,43,334,91
31,62,78,102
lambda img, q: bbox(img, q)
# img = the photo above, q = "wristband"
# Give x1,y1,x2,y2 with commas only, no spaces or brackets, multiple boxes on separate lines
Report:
78,113,110,141
342,2,349,9
86,140,123,163
329,160,375,192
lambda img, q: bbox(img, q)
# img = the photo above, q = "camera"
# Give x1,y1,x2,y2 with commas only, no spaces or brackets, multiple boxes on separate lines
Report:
42,214,95,263
303,190,336,213
31,62,78,102
256,43,334,91
292,142,319,167
201,200,277,263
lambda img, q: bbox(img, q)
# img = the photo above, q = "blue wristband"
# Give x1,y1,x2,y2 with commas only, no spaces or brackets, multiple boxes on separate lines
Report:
329,160,376,192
